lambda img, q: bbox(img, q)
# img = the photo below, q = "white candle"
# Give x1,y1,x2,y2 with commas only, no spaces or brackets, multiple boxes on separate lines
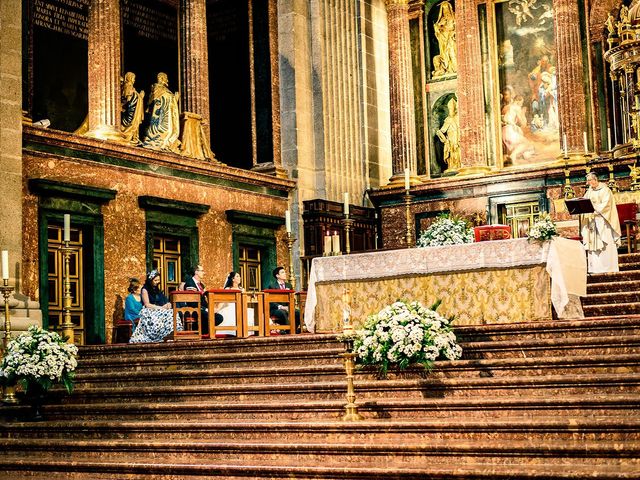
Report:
332,231,340,254
343,192,349,216
583,131,588,154
323,232,331,255
1,251,8,280
607,127,612,150
404,168,410,191
562,134,568,157
285,210,291,233
63,214,71,242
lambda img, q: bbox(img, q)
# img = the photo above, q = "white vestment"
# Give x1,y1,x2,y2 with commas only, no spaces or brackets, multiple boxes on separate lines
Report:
580,184,621,273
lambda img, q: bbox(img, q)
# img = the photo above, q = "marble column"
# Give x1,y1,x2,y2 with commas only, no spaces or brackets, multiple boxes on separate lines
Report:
86,0,123,141
385,0,418,185
456,0,489,174
553,0,588,152
180,0,210,140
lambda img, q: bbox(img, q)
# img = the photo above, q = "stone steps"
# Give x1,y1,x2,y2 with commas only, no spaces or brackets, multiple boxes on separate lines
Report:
587,270,640,284
582,291,640,306
587,280,640,294
583,303,640,317
0,457,637,480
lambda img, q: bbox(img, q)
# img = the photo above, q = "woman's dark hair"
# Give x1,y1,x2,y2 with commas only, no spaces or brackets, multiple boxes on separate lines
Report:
143,270,162,295
127,278,141,293
224,271,239,289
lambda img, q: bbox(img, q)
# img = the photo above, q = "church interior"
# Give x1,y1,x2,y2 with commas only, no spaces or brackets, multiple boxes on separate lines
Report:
0,0,639,477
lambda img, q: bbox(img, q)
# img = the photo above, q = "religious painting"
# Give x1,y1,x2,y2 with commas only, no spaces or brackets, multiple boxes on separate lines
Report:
493,0,560,166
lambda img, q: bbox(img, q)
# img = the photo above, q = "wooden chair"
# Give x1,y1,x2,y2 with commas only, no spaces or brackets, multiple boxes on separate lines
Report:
263,289,296,335
112,318,138,344
170,291,202,341
242,291,265,337
296,291,307,332
617,202,638,253
206,289,243,338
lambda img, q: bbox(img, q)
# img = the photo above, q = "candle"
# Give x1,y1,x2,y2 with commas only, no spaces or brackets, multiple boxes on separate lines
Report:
404,168,410,191
1,251,8,280
583,131,588,154
607,127,612,150
323,231,331,255
63,214,71,242
285,210,291,233
332,231,340,254
343,192,349,216
562,134,568,157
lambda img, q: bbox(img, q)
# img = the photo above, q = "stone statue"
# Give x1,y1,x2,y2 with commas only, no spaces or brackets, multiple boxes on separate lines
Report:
436,97,461,172
605,13,616,37
432,1,457,77
121,72,145,145
142,72,181,153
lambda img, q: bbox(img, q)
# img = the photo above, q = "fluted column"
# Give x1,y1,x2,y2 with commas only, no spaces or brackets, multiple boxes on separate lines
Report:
554,0,588,152
456,0,489,174
385,0,418,184
180,0,210,140
86,0,123,141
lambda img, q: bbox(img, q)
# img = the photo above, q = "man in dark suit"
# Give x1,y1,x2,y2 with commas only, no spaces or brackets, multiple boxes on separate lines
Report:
183,264,221,335
265,266,300,331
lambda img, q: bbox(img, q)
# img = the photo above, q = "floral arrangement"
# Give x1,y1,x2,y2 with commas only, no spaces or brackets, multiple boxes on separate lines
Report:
352,300,463,376
0,325,78,395
417,214,474,247
527,213,558,242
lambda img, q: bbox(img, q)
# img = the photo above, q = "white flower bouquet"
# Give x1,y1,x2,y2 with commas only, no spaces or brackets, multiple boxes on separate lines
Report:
417,214,474,247
352,300,462,376
527,213,558,242
0,325,78,395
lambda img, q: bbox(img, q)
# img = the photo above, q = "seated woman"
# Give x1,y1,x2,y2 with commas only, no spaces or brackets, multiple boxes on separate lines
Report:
129,270,180,343
215,271,244,336
124,278,142,332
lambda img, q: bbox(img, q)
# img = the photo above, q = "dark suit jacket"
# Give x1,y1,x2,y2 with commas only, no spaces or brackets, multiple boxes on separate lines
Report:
265,281,293,315
184,276,208,309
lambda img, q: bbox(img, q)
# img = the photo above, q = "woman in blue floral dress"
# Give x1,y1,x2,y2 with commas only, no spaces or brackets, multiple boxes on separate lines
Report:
129,270,180,343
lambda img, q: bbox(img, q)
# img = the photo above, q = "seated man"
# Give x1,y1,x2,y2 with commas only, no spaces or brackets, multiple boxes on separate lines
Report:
183,264,222,335
265,266,300,332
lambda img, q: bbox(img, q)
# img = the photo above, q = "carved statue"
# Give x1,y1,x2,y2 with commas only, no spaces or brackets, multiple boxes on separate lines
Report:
436,97,461,172
142,72,181,153
121,72,145,145
605,13,616,37
432,1,457,77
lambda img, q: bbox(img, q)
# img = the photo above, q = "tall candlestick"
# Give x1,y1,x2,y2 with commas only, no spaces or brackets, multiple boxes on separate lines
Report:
583,131,588,154
285,210,291,233
562,134,568,157
1,251,8,280
343,192,349,216
607,127,612,150
63,214,71,242
404,168,410,191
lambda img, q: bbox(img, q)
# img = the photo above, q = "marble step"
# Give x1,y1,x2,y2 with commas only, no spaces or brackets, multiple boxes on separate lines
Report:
619,253,640,263
72,353,640,391
582,291,640,306
1,438,638,467
37,372,640,404
583,303,640,317
587,280,640,294
620,261,640,271
2,417,638,442
10,394,637,423
587,270,640,284
0,456,637,480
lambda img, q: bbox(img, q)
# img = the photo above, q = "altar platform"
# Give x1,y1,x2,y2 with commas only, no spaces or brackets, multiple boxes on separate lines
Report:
304,238,586,333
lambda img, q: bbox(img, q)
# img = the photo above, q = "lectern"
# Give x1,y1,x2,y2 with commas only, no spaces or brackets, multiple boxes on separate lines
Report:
565,198,595,240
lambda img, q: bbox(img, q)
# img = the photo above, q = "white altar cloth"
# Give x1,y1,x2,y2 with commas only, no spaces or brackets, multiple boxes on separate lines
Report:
304,237,586,333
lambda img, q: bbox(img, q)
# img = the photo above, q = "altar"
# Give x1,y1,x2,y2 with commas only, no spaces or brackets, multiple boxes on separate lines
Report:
303,238,586,333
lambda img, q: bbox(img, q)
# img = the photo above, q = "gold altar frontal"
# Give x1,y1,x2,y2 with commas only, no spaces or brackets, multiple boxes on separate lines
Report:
313,266,550,331
304,238,586,333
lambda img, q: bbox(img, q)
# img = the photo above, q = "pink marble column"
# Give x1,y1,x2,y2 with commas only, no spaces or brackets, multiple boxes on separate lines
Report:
456,0,489,173
553,0,588,152
180,0,211,140
385,0,418,183
86,0,123,141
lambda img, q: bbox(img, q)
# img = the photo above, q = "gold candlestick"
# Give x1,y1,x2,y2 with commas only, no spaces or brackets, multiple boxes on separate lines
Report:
607,163,619,192
342,215,354,255
563,163,575,199
1,279,18,404
59,241,75,344
341,287,362,421
630,161,640,191
285,232,296,291
404,193,414,247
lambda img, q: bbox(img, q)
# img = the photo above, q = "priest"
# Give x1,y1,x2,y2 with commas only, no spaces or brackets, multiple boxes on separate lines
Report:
581,172,621,273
